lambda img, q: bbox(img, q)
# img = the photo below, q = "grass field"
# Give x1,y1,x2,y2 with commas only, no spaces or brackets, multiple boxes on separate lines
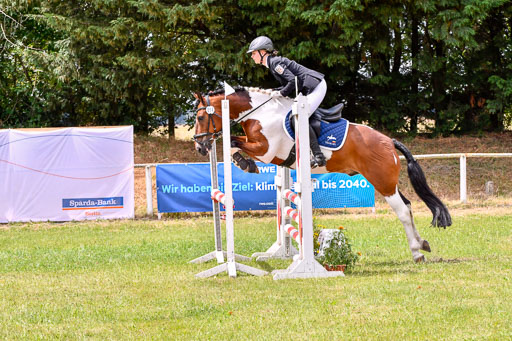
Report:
1,209,511,339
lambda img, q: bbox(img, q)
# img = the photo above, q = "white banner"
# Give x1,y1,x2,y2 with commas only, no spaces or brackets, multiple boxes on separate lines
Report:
0,126,134,223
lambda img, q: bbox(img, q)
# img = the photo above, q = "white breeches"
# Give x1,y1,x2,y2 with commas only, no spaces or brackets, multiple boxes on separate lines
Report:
306,79,327,116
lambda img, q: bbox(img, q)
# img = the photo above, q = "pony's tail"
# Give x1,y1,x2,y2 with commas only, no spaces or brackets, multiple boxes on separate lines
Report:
393,139,452,228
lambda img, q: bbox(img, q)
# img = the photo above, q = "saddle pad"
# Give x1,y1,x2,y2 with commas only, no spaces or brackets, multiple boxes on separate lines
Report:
283,112,349,151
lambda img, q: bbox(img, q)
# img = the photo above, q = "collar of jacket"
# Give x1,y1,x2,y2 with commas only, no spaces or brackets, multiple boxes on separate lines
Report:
263,55,270,68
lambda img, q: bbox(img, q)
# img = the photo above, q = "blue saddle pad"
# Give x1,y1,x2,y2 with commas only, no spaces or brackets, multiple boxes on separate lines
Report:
283,112,349,151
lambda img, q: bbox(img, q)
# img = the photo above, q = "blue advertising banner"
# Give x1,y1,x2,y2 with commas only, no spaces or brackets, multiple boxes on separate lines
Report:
156,163,374,213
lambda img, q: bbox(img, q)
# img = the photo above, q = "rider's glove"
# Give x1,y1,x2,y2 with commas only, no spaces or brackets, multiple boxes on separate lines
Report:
270,90,282,98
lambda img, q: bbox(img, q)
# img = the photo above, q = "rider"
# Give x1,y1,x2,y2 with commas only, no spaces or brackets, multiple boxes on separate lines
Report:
247,36,327,168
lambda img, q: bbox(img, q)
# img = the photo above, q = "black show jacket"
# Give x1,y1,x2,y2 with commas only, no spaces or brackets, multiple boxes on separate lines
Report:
267,55,325,97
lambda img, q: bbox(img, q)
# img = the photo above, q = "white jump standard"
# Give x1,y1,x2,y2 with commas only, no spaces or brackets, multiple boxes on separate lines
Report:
189,140,227,265
192,98,268,278
266,94,344,280
189,140,251,266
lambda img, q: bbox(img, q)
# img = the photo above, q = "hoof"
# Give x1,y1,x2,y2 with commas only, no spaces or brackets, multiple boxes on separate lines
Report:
247,160,259,174
236,159,249,171
414,254,426,263
421,240,431,253
232,152,249,171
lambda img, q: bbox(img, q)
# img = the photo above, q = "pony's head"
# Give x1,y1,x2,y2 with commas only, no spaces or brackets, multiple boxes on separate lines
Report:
193,87,286,156
192,91,225,155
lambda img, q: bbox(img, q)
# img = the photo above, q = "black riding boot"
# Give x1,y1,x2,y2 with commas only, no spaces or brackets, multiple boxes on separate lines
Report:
309,125,326,168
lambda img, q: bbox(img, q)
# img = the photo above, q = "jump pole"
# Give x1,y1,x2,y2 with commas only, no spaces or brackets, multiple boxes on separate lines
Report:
194,97,268,278
272,94,344,280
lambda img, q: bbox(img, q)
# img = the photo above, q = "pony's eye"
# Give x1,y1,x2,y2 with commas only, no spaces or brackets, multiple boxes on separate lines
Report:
198,115,205,121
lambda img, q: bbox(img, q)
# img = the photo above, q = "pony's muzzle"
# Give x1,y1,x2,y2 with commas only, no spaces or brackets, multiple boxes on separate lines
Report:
194,140,211,156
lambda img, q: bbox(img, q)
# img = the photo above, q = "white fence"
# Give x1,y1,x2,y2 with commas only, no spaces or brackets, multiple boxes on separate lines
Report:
135,153,512,216
402,153,512,203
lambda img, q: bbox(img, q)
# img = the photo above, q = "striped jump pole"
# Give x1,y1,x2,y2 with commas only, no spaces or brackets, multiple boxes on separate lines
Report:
211,189,232,207
283,206,300,224
283,189,301,206
284,223,300,244
194,95,267,278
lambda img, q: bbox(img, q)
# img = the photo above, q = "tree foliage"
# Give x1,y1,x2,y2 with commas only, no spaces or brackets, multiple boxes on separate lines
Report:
1,0,511,135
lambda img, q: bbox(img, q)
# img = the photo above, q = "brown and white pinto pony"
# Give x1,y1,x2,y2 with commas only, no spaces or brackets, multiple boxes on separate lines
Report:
193,87,452,262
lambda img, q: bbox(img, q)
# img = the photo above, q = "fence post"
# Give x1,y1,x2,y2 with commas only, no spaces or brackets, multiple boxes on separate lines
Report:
460,155,467,203
145,165,153,215
485,181,494,196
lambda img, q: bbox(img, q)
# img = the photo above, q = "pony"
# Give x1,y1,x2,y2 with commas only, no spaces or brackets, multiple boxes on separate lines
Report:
193,87,452,262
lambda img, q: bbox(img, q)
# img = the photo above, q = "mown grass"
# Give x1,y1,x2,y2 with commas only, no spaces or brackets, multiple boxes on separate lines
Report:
1,210,511,340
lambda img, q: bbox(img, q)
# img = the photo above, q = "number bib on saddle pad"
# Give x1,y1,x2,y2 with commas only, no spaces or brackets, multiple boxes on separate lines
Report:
283,112,350,151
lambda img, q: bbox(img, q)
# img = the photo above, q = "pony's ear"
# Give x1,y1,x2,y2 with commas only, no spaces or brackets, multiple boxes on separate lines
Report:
193,92,205,106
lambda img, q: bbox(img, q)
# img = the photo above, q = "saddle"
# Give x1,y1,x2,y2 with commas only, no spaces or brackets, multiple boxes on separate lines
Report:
288,102,344,137
281,102,345,168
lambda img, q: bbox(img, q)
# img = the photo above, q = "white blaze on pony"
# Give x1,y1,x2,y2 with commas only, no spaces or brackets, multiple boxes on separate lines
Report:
193,87,451,262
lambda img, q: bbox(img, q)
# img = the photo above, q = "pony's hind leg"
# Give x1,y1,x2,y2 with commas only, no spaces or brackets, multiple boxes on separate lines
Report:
399,190,431,253
385,187,428,262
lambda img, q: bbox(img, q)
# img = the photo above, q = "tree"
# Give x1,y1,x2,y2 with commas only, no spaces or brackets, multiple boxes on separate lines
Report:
0,1,62,127
2,0,511,135
26,1,220,134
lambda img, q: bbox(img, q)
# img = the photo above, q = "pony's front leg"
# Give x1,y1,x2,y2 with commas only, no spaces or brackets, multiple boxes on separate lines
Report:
230,136,259,173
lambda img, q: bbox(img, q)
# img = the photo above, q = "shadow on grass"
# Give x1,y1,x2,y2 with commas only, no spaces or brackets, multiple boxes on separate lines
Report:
349,260,418,277
368,257,476,266
348,257,477,277
426,257,476,264
238,255,478,278
255,259,418,278
347,270,413,277
255,261,280,273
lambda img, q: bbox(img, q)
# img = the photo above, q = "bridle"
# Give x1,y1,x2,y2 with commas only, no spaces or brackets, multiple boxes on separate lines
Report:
192,94,223,149
193,92,272,149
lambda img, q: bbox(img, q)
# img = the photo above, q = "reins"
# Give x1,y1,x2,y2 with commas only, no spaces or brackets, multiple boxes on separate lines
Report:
230,97,272,127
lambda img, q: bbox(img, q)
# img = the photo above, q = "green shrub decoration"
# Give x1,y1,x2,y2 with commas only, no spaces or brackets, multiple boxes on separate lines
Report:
313,221,359,272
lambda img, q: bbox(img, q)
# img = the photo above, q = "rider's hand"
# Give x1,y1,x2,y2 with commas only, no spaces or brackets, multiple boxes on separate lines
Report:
270,90,282,98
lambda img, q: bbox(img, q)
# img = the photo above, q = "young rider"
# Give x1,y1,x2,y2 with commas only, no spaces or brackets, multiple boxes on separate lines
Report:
247,36,327,168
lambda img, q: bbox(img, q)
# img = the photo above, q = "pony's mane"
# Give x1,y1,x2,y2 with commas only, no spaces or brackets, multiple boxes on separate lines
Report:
206,87,272,97
207,87,246,96
244,87,273,95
